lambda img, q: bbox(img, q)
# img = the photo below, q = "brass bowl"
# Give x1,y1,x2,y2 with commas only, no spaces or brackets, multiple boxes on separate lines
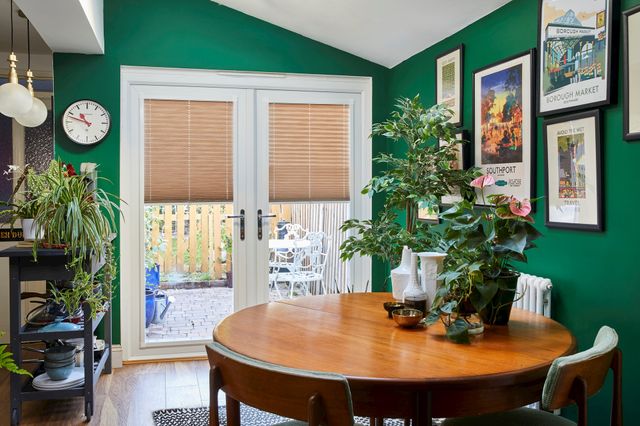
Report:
392,309,423,328
383,302,405,318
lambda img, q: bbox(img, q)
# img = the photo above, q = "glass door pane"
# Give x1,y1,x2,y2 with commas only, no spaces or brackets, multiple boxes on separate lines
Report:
141,94,239,347
256,91,358,302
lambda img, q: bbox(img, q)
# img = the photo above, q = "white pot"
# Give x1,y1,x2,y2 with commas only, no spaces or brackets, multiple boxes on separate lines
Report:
416,252,447,307
21,218,42,241
390,246,412,300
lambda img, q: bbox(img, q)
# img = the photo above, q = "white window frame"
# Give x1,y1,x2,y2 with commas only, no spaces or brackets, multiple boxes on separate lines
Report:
120,66,372,361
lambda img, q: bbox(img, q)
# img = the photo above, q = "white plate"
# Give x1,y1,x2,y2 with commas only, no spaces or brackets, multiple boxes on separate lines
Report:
32,368,85,390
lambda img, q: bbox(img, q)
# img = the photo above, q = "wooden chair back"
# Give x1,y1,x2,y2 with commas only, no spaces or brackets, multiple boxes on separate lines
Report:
206,342,355,426
541,326,622,426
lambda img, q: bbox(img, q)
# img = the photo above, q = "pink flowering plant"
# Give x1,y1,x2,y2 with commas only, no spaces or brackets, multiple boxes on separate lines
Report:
425,175,541,343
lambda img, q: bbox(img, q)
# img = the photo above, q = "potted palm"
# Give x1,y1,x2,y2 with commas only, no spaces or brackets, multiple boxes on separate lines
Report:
426,175,541,343
340,96,479,274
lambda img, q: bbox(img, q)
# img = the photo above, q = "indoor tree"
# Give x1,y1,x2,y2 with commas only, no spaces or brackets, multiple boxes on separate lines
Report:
340,95,479,267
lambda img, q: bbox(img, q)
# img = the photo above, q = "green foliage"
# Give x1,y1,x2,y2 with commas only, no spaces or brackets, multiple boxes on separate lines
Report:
0,332,31,376
429,188,541,343
340,95,480,266
144,207,166,270
21,160,121,319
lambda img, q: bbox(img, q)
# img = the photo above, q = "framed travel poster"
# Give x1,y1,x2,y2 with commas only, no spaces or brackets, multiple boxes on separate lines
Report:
544,110,602,231
436,45,464,127
623,5,640,141
473,50,535,206
417,201,439,224
537,0,614,116
439,130,470,206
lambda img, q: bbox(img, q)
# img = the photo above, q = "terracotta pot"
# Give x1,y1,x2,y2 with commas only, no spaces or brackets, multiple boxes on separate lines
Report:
479,272,520,325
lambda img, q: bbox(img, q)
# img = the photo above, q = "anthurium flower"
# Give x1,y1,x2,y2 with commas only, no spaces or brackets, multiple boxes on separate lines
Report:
509,198,532,217
470,175,495,189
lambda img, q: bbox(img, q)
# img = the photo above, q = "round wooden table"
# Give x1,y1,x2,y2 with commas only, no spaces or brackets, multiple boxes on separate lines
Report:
213,293,575,424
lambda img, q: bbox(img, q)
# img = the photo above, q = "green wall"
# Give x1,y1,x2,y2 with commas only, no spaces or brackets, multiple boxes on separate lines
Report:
387,0,640,422
53,0,390,344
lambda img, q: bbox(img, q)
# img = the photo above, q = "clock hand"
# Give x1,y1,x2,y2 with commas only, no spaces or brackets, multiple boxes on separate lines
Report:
69,114,91,126
79,113,93,126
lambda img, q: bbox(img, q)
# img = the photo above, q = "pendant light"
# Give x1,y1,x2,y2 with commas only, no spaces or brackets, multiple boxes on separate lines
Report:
15,19,47,127
0,1,33,117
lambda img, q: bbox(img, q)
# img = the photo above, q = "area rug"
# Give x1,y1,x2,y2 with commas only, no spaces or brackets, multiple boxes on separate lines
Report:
152,405,409,426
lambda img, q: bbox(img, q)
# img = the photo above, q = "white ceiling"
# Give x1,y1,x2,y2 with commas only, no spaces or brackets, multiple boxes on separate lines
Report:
215,0,511,68
0,3,50,55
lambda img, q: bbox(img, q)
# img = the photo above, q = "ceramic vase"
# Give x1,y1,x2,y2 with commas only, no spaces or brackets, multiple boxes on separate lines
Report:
21,218,41,241
390,246,412,300
402,253,428,315
417,252,447,307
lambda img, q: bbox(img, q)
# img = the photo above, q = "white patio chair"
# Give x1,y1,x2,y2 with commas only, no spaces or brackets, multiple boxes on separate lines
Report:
277,223,307,240
269,249,304,300
277,237,329,297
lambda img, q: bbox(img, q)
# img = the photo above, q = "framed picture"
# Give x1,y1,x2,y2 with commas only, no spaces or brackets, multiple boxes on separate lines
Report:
543,110,602,231
623,5,640,141
435,44,464,127
537,0,614,116
473,50,536,206
439,129,470,206
417,201,440,224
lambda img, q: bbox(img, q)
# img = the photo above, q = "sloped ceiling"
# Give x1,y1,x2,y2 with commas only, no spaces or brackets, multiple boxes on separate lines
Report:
215,0,511,68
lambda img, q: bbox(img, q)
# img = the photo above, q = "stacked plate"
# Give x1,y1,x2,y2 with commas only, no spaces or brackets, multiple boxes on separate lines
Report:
32,368,85,391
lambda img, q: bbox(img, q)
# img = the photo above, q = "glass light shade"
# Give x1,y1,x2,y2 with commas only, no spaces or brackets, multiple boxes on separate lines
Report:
15,97,47,127
0,82,33,117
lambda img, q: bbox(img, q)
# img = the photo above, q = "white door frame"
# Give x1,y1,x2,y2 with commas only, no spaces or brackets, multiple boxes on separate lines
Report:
120,66,372,361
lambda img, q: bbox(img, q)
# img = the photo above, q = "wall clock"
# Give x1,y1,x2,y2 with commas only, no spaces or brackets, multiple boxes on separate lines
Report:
62,99,111,145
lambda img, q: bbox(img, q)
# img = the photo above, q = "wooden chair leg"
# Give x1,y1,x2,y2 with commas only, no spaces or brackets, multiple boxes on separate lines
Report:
404,419,411,426
611,349,623,426
226,395,241,426
209,367,221,426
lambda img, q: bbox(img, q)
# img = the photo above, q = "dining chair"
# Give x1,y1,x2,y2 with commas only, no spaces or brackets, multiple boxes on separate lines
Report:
442,325,622,426
206,342,364,426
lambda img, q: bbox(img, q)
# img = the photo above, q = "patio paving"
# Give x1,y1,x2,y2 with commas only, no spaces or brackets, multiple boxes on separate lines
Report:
145,286,283,343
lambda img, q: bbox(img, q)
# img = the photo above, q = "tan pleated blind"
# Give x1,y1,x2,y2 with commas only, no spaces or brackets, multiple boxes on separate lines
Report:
269,103,350,202
144,99,233,203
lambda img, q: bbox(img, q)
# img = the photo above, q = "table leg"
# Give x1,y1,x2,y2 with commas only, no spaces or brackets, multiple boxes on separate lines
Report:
9,258,22,425
414,391,432,426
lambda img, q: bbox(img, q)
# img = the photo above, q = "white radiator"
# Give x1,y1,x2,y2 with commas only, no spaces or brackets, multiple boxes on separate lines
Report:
515,273,555,413
515,273,552,318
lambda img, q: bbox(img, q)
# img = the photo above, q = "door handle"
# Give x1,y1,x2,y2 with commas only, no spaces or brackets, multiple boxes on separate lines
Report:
257,209,277,240
226,209,245,241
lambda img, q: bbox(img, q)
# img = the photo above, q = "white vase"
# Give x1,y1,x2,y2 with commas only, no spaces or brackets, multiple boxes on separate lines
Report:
390,246,412,300
402,253,428,314
416,252,447,307
21,218,41,241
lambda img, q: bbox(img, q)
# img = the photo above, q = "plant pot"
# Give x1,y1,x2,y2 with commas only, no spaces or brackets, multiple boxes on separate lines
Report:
21,218,42,241
480,272,520,325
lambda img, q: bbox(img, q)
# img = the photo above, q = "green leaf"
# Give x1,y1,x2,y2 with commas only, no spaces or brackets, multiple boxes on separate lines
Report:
470,280,499,312
445,319,471,344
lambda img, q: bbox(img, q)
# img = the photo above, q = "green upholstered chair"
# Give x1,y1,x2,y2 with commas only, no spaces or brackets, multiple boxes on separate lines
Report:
206,342,364,426
442,326,622,426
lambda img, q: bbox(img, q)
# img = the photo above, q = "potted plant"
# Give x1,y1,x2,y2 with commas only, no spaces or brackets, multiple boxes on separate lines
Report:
426,175,541,343
23,160,120,320
144,208,166,289
1,165,43,240
340,96,479,273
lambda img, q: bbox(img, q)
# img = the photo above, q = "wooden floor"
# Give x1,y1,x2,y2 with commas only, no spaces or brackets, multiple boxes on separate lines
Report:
0,360,211,426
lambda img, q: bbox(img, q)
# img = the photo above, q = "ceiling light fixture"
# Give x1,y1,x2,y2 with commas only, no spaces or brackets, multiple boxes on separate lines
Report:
0,1,32,117
15,19,47,127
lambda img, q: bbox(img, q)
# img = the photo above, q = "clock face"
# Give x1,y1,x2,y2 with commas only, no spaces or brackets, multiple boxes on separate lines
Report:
62,100,111,145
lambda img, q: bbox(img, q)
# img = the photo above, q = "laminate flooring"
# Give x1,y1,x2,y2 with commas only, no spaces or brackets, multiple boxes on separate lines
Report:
0,360,211,426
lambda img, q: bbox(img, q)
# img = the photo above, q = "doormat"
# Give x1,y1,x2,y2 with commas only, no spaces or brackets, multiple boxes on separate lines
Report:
152,405,413,425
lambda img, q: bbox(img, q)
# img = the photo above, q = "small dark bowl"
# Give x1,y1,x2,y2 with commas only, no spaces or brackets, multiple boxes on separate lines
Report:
383,302,405,318
392,309,424,328
44,345,77,362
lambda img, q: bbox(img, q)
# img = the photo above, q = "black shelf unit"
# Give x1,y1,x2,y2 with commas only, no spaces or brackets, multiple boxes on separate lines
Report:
0,245,113,425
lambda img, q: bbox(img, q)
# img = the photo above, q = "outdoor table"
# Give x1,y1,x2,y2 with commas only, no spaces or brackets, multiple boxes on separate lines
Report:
213,292,576,425
268,239,311,250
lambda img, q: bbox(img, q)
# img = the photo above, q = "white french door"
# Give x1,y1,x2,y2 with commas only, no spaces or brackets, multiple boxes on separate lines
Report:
121,67,371,361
